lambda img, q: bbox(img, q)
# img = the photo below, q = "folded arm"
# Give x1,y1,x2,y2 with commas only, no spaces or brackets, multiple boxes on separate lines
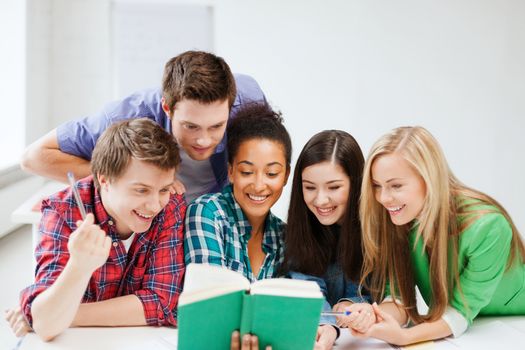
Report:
21,129,91,182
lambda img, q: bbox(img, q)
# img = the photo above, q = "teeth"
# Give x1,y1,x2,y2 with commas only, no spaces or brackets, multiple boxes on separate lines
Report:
317,207,335,213
248,194,268,201
135,211,154,219
387,206,404,212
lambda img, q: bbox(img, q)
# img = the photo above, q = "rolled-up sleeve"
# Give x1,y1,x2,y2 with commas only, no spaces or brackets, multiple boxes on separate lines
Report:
57,109,113,160
448,213,512,335
56,89,163,160
19,205,72,327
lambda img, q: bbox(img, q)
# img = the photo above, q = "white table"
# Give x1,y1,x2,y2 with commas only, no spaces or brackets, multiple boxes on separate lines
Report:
14,316,525,350
10,181,67,258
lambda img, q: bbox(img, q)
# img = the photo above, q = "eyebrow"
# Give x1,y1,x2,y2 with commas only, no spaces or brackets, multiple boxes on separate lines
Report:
372,178,403,184
237,160,284,167
180,120,226,127
131,182,174,189
302,179,345,184
131,182,152,188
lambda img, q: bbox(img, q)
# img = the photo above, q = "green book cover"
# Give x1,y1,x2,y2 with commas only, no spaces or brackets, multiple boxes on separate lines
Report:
178,264,323,350
239,293,254,336
178,290,244,350
243,294,323,350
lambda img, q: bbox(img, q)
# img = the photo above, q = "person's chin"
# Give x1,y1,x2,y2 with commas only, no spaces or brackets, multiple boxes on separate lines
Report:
187,147,215,160
390,215,412,226
317,216,338,226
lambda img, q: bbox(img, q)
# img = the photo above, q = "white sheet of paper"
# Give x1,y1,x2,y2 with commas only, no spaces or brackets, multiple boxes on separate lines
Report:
446,320,524,350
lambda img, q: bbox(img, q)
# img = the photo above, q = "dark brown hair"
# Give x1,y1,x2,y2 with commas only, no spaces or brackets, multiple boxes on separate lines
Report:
162,51,236,113
226,103,292,169
91,118,180,189
282,130,365,281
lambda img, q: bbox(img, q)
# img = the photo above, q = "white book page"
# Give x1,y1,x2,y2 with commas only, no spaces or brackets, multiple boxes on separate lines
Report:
250,278,322,298
182,263,250,293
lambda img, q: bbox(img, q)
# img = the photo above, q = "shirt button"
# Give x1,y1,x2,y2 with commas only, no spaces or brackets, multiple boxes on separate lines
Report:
113,242,118,247
108,220,114,226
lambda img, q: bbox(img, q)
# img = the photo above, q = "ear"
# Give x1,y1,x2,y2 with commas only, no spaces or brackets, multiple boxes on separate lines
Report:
161,97,171,116
97,173,109,191
228,163,234,183
283,167,291,186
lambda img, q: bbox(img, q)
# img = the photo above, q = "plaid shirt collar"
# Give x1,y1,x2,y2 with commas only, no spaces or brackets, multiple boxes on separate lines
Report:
221,184,281,254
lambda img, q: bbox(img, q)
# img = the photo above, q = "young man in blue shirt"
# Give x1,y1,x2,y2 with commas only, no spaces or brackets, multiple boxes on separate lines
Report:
21,51,266,202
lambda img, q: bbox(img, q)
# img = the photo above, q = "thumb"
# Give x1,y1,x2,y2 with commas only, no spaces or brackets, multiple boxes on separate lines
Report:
76,213,94,230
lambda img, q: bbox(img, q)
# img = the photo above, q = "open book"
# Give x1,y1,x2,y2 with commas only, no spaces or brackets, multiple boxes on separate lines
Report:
177,263,324,350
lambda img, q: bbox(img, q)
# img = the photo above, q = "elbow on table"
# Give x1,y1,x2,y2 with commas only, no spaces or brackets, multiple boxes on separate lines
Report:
32,319,63,342
34,328,59,342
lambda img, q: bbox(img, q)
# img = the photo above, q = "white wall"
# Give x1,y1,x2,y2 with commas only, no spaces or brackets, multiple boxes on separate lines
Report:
112,0,213,97
25,0,112,143
214,0,525,232
0,0,26,167
21,0,525,232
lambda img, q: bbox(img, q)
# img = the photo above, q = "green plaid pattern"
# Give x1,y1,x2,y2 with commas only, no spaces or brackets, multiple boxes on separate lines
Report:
184,184,285,282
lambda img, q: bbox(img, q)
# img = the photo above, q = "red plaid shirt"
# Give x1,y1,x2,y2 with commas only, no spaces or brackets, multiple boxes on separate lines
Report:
20,176,186,327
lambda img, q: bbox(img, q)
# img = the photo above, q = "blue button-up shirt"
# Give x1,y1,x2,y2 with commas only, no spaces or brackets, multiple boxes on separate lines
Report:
57,74,266,195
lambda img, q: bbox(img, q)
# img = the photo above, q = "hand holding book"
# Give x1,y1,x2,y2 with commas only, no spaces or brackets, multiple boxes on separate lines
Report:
230,330,271,350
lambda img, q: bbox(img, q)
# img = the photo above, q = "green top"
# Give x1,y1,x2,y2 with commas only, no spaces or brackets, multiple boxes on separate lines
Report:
410,209,525,325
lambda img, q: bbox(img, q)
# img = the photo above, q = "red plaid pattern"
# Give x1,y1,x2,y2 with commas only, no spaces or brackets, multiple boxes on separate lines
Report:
20,176,186,327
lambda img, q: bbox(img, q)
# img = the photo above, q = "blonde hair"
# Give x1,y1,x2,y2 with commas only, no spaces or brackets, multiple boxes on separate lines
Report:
360,126,525,323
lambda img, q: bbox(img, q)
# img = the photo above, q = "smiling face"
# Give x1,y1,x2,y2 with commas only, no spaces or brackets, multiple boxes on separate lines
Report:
228,138,289,224
371,152,426,226
98,158,175,237
166,98,230,161
301,161,350,226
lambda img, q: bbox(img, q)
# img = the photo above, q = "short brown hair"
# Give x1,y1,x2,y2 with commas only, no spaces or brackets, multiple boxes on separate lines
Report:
91,118,180,189
161,51,236,113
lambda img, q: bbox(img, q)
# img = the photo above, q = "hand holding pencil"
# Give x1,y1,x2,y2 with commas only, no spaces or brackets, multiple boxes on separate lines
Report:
66,172,111,275
333,301,376,333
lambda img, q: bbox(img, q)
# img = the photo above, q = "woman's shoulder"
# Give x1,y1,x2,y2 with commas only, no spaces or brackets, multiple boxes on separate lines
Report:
456,198,512,246
187,191,231,218
267,211,286,230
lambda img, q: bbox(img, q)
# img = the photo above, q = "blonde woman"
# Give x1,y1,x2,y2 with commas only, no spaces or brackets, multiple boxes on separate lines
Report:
349,126,525,345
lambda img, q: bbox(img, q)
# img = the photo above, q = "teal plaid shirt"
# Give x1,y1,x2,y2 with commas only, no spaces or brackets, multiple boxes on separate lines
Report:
184,184,285,282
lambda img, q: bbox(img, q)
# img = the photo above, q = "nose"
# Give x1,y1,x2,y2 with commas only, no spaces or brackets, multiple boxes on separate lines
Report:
314,189,330,206
144,194,162,213
378,188,393,205
253,173,266,192
195,132,212,148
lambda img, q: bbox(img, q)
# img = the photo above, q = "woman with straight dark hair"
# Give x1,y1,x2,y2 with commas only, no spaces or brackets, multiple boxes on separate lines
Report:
282,130,370,350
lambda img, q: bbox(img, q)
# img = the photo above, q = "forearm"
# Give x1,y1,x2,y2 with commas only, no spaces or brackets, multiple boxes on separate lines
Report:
379,301,409,325
72,294,147,327
31,262,92,341
21,129,91,182
403,318,452,344
26,150,91,183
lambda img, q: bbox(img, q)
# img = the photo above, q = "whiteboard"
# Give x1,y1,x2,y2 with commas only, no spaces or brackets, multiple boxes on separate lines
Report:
111,0,214,98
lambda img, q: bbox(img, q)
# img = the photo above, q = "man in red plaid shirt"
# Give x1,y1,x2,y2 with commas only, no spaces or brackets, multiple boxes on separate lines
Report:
5,118,186,341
